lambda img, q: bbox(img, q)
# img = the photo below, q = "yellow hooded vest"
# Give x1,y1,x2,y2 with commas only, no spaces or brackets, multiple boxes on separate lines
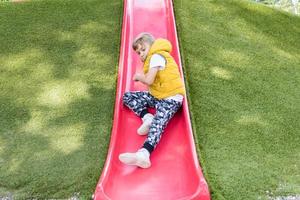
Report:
143,39,185,99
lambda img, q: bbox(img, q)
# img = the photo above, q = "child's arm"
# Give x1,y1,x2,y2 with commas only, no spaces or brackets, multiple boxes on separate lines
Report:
133,67,159,86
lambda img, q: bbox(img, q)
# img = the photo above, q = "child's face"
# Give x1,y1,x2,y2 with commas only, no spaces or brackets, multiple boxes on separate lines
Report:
135,42,151,62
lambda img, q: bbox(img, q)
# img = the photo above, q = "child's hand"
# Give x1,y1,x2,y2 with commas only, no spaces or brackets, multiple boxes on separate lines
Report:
133,73,144,82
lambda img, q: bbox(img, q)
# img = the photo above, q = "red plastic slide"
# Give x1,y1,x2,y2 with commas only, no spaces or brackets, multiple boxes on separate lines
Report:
93,0,210,199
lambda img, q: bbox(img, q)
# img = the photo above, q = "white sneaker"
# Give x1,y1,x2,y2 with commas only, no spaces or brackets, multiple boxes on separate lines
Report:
137,113,154,135
119,148,151,168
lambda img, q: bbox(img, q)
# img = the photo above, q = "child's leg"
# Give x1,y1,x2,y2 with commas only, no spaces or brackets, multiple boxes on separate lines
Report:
142,99,182,154
119,99,182,168
122,91,156,118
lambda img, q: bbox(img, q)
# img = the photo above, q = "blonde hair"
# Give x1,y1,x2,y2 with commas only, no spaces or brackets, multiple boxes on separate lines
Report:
132,32,155,50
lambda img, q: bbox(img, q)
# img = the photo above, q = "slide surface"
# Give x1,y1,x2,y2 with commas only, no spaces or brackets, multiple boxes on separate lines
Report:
94,0,210,199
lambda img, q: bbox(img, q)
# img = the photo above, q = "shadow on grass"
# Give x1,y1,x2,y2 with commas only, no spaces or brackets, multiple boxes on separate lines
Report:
0,0,122,198
1,0,120,78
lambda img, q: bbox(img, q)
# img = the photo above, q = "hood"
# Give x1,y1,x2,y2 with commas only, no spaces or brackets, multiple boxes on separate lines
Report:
149,38,172,54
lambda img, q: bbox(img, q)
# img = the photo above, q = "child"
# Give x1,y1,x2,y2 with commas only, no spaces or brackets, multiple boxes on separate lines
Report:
119,32,185,168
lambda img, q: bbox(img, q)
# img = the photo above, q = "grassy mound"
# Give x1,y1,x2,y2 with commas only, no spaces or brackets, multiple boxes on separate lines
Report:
0,0,121,198
175,0,300,199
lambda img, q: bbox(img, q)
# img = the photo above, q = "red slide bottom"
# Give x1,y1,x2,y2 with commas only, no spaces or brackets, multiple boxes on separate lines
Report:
93,0,210,199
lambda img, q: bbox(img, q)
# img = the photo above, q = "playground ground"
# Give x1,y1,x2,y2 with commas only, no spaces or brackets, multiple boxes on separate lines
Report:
0,0,299,199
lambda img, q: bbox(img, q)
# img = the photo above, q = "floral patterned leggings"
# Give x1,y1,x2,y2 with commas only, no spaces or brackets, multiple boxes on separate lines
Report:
123,91,182,153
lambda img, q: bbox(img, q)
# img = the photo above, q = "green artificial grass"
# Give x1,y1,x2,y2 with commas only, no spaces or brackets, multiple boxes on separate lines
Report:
0,0,122,198
1,0,299,199
174,0,300,199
